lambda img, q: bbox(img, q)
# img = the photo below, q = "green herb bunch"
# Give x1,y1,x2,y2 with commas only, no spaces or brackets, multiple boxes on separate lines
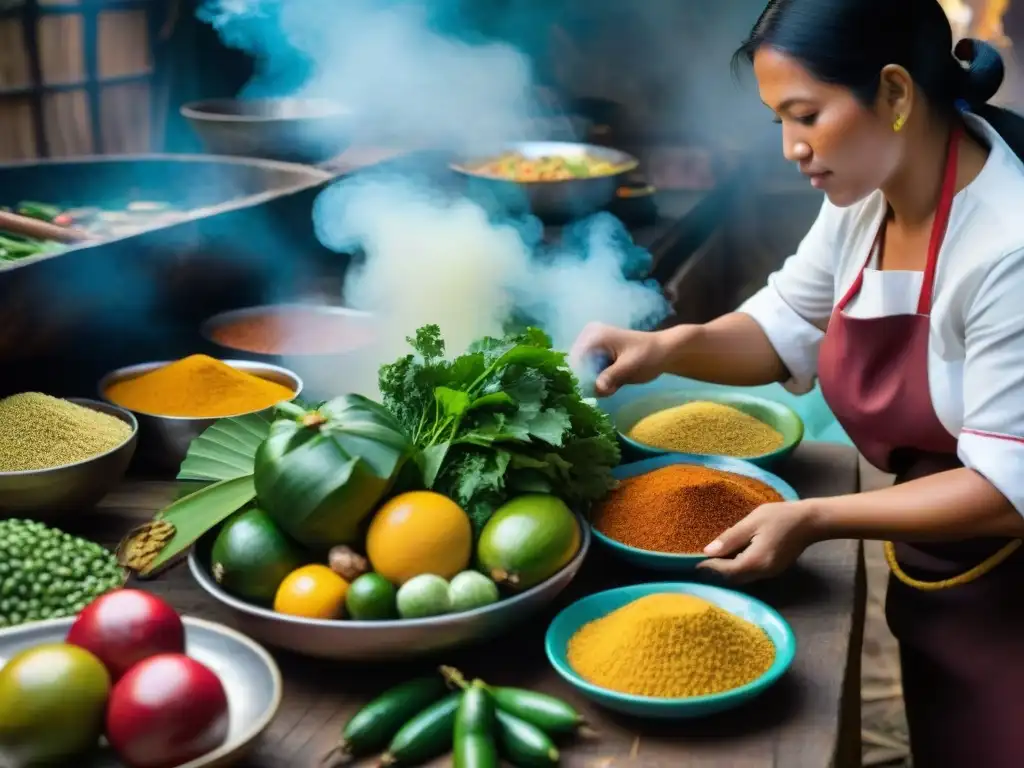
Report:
379,324,620,532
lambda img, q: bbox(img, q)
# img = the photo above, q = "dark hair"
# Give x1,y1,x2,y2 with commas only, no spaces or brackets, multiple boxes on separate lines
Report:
735,0,1024,162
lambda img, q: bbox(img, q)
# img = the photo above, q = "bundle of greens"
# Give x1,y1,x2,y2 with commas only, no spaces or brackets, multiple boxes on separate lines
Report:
379,324,620,532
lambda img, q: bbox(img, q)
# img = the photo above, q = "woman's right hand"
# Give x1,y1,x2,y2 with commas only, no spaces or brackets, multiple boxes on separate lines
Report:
570,322,675,397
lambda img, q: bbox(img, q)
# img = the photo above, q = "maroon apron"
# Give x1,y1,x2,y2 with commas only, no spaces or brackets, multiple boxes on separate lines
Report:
817,126,1024,767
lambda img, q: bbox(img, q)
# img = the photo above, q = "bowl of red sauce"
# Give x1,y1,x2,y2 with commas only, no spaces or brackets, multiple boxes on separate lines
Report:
200,304,377,399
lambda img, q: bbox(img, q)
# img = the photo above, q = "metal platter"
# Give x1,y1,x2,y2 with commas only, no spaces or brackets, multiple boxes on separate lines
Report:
189,516,592,661
0,616,282,767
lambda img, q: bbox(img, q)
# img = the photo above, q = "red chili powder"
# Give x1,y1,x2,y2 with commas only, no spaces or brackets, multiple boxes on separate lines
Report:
210,307,374,355
593,464,784,554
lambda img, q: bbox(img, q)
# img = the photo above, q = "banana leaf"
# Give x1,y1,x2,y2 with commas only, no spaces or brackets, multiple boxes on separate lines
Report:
255,395,414,549
177,412,274,482
122,475,257,577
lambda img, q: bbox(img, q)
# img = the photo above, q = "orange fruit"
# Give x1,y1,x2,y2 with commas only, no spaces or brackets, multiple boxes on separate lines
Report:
273,564,349,619
366,492,472,585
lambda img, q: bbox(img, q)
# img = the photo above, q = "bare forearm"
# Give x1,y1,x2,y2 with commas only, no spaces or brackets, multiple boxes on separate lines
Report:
658,313,789,387
807,468,1024,541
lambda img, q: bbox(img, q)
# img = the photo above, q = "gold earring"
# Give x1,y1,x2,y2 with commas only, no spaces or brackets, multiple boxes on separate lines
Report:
893,113,907,132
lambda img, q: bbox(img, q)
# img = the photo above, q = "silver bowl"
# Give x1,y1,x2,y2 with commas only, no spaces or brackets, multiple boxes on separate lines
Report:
98,360,303,473
181,98,352,165
0,615,282,767
200,304,378,401
0,398,137,518
451,140,639,221
188,516,591,661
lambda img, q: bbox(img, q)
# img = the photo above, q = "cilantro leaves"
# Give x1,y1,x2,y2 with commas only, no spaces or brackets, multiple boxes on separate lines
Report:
378,324,620,532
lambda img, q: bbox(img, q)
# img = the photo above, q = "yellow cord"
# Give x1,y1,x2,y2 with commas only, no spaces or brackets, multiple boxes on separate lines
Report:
884,539,1022,591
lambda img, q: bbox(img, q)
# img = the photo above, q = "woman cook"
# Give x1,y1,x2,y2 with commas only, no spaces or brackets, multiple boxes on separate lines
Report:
572,0,1024,764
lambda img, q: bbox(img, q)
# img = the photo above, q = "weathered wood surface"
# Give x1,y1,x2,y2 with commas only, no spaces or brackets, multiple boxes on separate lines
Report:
79,442,864,768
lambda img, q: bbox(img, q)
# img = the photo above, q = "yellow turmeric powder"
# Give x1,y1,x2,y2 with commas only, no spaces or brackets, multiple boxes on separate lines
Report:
105,354,295,418
567,593,776,698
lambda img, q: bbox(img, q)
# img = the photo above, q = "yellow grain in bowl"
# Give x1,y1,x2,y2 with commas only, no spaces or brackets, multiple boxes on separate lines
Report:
627,400,784,458
104,354,295,418
0,393,133,472
566,593,775,698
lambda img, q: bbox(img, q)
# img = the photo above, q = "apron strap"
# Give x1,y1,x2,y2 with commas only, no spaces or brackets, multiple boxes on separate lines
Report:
836,125,963,316
917,124,963,315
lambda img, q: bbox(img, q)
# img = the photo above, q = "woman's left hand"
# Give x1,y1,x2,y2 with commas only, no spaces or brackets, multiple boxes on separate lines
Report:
696,500,822,583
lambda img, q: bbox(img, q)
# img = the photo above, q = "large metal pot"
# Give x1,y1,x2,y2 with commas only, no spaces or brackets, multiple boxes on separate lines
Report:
181,98,352,165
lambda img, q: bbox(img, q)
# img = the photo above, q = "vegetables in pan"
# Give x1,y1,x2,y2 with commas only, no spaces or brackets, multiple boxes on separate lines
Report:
0,200,187,266
464,153,630,182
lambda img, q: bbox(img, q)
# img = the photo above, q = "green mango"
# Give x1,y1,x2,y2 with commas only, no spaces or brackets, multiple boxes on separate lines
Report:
0,643,110,766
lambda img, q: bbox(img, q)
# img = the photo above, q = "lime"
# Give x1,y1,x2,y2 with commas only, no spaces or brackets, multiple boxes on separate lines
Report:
448,571,500,613
211,508,306,605
477,494,580,591
396,574,451,619
346,573,398,620
0,643,110,765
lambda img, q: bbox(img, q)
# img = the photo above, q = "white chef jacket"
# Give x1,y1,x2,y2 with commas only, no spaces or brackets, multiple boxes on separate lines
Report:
739,113,1024,514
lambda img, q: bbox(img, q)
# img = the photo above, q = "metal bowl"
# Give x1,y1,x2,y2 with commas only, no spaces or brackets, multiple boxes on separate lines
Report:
98,360,303,473
181,98,352,165
0,615,282,767
0,398,137,518
188,515,592,661
199,304,378,401
451,141,640,221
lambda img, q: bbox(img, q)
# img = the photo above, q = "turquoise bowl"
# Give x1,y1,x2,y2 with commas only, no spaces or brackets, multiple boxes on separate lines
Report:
591,454,799,574
611,389,805,468
545,582,796,719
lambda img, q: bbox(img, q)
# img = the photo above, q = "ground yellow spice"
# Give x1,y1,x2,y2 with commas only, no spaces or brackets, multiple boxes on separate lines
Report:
628,400,784,458
0,393,133,471
567,593,776,698
104,354,295,418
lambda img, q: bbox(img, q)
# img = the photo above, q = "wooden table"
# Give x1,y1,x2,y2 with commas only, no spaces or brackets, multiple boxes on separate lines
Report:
80,442,865,768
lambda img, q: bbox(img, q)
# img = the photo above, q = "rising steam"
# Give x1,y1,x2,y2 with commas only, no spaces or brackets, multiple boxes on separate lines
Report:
198,0,670,397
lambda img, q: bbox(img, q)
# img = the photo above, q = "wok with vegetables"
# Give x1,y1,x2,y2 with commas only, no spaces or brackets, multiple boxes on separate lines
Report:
0,200,188,266
463,151,629,182
119,325,618,645
452,141,640,220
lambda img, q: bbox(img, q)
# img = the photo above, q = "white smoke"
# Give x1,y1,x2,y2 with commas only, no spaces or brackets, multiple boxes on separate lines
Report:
199,0,670,397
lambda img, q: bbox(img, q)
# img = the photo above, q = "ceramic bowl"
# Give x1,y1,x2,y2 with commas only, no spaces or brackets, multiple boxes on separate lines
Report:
545,581,796,719
610,389,805,468
0,398,137,518
590,454,799,574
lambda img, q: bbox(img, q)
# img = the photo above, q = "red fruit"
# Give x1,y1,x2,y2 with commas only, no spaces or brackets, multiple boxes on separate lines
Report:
66,589,185,681
106,653,230,768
